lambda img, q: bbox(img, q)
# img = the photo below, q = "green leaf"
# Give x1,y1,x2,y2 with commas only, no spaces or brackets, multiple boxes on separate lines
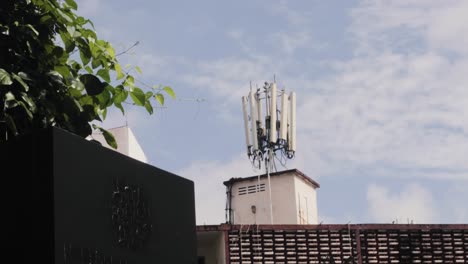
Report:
130,88,145,106
0,69,13,85
87,19,95,28
115,102,125,115
70,60,83,71
84,66,93,74
12,73,29,91
155,93,164,105
114,63,124,80
91,58,101,69
112,85,128,106
80,48,91,66
102,129,117,149
79,95,93,106
69,83,83,97
101,108,107,120
60,32,75,53
135,66,142,74
66,26,76,38
163,86,175,99
53,46,64,58
76,16,86,25
95,85,112,108
71,79,85,91
5,91,15,102
106,45,116,59
54,65,70,79
79,74,105,96
145,91,153,100
97,68,110,82
18,72,31,81
81,104,99,122
63,96,82,116
20,92,36,112
144,101,153,114
25,24,39,36
113,85,128,104
92,125,118,149
5,114,18,136
123,75,135,88
26,41,33,54
65,0,78,10
56,8,73,23
47,71,64,82
39,15,53,25
18,101,33,120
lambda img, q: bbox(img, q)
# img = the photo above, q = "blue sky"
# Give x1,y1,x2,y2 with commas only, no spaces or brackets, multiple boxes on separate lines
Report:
77,0,468,225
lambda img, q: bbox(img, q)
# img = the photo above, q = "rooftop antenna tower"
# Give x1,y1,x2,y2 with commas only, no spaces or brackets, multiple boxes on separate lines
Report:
241,77,296,224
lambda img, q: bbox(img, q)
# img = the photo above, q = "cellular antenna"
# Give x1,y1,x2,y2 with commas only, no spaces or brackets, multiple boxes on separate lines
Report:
241,78,297,224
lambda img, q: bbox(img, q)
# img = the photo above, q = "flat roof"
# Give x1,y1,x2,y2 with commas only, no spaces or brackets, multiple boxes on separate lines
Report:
223,168,320,189
197,223,468,232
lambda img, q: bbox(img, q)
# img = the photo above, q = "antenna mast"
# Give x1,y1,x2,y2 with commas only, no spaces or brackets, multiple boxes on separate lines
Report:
241,78,297,224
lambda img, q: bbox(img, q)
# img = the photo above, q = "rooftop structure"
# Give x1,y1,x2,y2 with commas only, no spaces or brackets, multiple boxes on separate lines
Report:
224,169,320,225
88,125,148,163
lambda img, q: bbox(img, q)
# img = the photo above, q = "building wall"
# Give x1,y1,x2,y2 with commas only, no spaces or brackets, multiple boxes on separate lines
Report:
88,126,148,163
230,172,312,224
230,177,270,224
293,176,319,224
127,128,148,162
197,231,225,264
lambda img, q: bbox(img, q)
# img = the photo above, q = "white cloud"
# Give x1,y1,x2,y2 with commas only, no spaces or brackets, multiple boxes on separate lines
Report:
268,0,310,27
177,153,262,225
351,0,468,55
182,56,277,103
367,183,436,223
279,1,468,179
296,50,468,179
76,0,102,17
443,182,468,223
271,31,314,54
427,1,468,54
133,53,189,80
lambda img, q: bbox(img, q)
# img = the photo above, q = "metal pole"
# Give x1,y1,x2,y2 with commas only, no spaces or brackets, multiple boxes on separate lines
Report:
266,148,274,224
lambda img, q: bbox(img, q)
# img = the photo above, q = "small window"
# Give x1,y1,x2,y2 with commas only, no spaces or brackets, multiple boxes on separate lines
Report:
238,183,265,195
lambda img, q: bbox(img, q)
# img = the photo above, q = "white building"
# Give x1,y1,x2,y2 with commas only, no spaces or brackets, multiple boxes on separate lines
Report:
88,125,148,163
224,169,320,225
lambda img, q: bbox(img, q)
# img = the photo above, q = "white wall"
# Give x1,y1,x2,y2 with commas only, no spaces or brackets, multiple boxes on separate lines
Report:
126,128,148,162
197,231,225,264
230,171,317,225
88,126,148,163
294,176,319,224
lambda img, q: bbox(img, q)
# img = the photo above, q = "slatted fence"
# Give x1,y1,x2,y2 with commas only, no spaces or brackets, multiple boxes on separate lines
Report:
224,224,468,264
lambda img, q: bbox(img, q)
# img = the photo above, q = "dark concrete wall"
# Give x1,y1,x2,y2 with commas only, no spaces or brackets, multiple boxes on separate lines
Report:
1,127,196,263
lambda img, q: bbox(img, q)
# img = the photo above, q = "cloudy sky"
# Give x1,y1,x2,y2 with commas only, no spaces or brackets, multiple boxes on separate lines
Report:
77,0,468,225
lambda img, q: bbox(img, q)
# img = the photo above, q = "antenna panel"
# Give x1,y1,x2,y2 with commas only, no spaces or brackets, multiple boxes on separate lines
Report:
242,96,251,152
249,91,258,151
280,91,288,141
289,91,296,152
270,83,277,143
256,92,264,135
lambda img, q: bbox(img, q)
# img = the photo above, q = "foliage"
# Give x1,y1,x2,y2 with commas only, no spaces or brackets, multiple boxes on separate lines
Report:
0,0,174,148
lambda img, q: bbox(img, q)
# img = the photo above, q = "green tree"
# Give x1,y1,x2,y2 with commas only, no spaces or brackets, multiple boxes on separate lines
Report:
0,0,174,148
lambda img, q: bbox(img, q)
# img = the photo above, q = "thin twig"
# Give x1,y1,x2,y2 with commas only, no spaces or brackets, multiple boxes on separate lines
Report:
116,41,140,56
